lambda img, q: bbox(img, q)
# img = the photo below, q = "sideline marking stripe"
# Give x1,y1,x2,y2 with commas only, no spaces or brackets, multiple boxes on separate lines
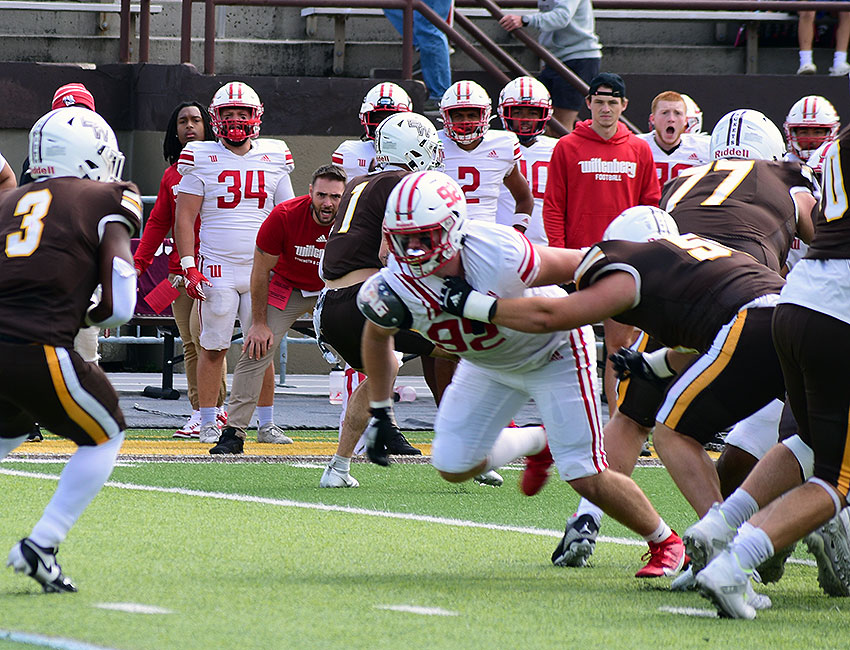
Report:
0,467,819,564
93,603,173,614
657,605,718,618
0,628,119,650
375,605,459,616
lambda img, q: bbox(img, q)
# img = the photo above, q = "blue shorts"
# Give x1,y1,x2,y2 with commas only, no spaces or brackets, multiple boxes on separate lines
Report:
538,58,601,111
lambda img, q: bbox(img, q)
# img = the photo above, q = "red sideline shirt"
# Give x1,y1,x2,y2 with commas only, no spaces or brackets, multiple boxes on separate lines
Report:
543,120,660,249
256,194,331,292
133,163,200,275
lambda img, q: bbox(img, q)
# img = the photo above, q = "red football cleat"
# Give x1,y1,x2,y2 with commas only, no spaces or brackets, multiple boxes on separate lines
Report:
520,443,554,496
635,530,687,578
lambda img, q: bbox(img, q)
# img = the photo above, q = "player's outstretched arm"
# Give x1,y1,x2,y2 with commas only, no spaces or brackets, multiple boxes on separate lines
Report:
86,221,136,328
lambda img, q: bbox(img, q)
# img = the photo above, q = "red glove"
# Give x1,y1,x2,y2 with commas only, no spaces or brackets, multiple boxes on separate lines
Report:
184,266,211,301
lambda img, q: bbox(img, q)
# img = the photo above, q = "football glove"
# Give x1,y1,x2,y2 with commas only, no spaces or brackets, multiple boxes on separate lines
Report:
365,406,398,467
440,276,497,322
184,267,211,301
609,347,672,387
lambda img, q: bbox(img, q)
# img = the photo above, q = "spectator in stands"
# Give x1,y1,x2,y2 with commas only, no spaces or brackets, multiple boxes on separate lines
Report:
132,101,228,439
210,164,348,454
542,72,659,417
383,0,452,111
499,0,602,132
174,82,295,446
796,1,850,75
0,150,15,191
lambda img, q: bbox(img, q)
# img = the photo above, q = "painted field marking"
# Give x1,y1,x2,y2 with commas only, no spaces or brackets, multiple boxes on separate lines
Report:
658,605,718,618
0,628,119,650
375,604,459,616
93,603,173,614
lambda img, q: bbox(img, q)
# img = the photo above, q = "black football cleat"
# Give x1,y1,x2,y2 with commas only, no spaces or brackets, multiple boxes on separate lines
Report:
7,538,77,593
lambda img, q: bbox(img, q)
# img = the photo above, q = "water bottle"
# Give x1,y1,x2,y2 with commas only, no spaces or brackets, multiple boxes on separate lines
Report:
329,367,344,405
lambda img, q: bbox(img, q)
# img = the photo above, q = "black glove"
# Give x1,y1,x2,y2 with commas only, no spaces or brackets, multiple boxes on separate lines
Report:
609,348,669,386
364,406,399,467
440,276,476,317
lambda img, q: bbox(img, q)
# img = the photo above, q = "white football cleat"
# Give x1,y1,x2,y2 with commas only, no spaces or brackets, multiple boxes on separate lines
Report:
696,550,757,620
319,464,360,488
473,469,503,487
804,508,850,597
257,423,293,444
683,502,737,574
198,422,221,444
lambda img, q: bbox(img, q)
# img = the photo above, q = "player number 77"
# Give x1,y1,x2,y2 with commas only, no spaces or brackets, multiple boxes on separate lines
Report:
664,159,755,211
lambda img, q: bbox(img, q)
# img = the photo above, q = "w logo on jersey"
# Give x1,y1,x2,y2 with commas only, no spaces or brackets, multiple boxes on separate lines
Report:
209,155,218,162
207,264,222,278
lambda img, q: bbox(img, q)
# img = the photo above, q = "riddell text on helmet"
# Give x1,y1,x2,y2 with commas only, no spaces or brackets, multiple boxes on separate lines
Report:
713,146,750,159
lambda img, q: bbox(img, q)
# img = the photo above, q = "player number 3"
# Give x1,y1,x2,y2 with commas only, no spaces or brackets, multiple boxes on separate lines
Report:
5,188,51,258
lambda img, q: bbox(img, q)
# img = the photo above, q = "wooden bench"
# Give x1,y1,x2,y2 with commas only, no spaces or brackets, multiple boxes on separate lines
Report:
300,6,795,74
0,1,163,33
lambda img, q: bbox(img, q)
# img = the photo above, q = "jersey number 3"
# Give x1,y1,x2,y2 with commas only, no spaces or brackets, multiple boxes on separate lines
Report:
5,188,51,258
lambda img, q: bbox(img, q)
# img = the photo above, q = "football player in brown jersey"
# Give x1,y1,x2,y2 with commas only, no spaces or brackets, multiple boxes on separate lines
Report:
2,108,141,593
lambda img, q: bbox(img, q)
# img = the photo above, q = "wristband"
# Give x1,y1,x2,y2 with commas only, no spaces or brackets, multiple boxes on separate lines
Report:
643,348,674,378
180,256,196,271
462,291,497,322
513,213,531,229
369,399,394,410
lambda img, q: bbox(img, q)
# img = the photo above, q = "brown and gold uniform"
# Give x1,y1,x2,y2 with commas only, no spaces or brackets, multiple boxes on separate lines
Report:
774,135,850,496
318,169,435,368
0,177,141,444
576,234,785,443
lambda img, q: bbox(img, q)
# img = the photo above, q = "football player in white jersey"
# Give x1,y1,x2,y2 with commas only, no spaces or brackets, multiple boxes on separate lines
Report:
494,76,556,245
681,94,705,135
783,95,840,165
357,171,685,577
438,80,533,225
637,91,710,188
331,82,412,180
174,81,296,444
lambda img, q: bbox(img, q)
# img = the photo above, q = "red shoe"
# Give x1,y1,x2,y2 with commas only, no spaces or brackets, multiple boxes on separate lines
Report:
520,443,554,496
635,531,687,578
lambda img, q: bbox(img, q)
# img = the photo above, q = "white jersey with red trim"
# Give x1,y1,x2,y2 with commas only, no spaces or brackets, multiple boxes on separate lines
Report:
380,221,571,373
331,139,375,181
439,129,522,223
495,135,557,245
177,139,295,265
637,132,710,188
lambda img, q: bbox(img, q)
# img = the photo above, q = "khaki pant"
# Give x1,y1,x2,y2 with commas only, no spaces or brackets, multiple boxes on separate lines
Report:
227,291,317,432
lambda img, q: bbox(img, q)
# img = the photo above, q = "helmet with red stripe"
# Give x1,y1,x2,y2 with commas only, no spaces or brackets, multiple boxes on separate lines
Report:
440,80,492,145
209,81,263,142
383,170,467,278
359,82,412,140
681,94,703,134
784,95,840,160
498,76,552,140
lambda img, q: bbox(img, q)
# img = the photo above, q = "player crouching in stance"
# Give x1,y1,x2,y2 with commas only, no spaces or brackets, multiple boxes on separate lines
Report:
356,170,685,577
2,108,140,592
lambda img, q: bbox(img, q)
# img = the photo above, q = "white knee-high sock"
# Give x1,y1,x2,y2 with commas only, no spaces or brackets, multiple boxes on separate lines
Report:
575,498,604,527
486,426,546,470
30,433,124,548
0,434,28,460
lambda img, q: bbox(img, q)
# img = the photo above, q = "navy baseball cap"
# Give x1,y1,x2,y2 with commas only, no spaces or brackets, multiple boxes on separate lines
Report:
587,73,626,98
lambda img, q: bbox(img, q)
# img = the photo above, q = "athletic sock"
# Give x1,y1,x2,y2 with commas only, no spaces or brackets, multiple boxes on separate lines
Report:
486,426,546,469
574,498,604,527
720,488,759,530
256,406,274,428
730,527,774,572
200,407,216,426
644,519,673,545
800,50,814,66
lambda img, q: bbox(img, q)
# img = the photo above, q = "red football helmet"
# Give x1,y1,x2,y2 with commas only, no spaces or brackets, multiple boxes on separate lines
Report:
209,81,263,142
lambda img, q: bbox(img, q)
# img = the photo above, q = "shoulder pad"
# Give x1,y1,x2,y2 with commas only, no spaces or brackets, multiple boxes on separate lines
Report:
356,274,412,330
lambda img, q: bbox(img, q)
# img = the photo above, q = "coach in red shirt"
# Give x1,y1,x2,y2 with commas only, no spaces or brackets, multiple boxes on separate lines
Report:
217,164,347,452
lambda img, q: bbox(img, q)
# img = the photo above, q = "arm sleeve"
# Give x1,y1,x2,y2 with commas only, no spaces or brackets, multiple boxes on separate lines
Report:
527,0,581,31
134,170,176,274
542,140,568,248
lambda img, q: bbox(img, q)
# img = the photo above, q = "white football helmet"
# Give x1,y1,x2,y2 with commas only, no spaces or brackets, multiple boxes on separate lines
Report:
710,109,786,161
784,95,840,160
440,80,492,145
681,94,703,134
209,81,263,142
384,170,467,278
603,206,679,243
374,112,444,172
359,82,412,140
28,107,124,182
498,76,552,139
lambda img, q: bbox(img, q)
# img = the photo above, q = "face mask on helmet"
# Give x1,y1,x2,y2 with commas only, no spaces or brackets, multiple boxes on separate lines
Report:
498,76,552,142
360,82,412,140
209,82,264,143
784,95,840,160
680,94,703,134
602,206,679,243
28,107,125,182
440,81,492,145
374,113,444,172
383,171,467,277
710,109,786,161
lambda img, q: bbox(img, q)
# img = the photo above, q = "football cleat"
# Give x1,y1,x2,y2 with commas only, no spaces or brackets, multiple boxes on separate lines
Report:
696,550,759,619
257,423,293,444
209,426,244,455
26,424,44,442
804,508,850,597
473,469,504,487
7,538,77,593
520,443,553,496
670,565,697,591
552,514,598,567
683,502,737,574
198,422,221,444
385,431,422,456
319,464,360,488
755,542,796,584
173,412,201,439
635,531,686,578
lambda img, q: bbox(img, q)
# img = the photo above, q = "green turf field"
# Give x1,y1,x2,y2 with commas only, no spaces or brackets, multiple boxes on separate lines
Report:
0,432,846,650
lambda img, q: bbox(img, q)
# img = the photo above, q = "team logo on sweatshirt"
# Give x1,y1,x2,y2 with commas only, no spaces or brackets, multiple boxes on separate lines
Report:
578,157,637,180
